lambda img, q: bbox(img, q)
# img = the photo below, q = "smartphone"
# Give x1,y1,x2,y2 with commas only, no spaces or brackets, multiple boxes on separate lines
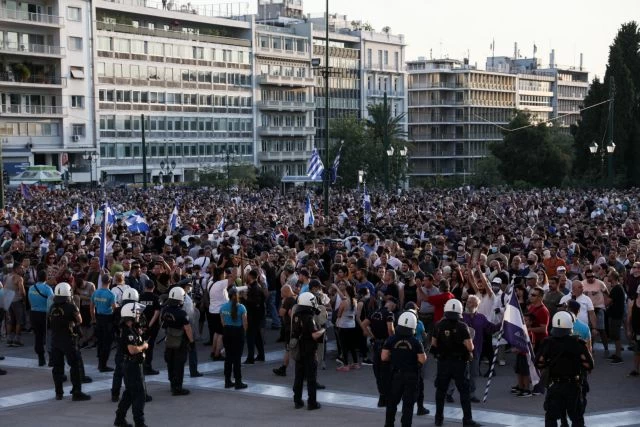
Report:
471,248,481,264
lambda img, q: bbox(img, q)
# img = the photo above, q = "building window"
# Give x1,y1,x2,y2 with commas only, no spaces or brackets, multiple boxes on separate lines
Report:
72,124,85,137
68,36,83,51
384,50,389,65
70,66,85,79
394,52,399,70
367,49,372,67
71,96,84,109
67,6,81,21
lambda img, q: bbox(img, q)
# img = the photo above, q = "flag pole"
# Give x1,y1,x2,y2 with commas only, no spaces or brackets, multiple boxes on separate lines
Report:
482,328,503,403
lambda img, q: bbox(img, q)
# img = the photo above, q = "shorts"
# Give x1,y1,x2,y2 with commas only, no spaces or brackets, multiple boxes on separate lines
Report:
6,301,26,328
208,312,224,335
594,308,605,330
608,317,623,341
514,353,530,376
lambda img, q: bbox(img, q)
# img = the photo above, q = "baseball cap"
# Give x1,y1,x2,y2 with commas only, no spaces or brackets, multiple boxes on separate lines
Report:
557,266,566,272
526,272,539,280
491,277,502,285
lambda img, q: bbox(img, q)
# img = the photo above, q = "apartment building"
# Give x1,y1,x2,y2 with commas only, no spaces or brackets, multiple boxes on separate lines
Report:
254,22,314,177
407,58,516,179
0,0,93,181
93,0,254,183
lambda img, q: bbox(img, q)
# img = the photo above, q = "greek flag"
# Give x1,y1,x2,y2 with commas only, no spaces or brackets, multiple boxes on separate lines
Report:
89,204,95,226
125,211,150,233
303,195,314,228
71,204,82,229
502,289,540,386
217,216,225,232
331,142,343,184
169,204,180,233
20,183,32,200
363,185,371,224
306,148,324,181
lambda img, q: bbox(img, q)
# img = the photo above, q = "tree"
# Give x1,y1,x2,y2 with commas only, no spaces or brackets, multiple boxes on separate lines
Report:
256,169,280,189
573,22,640,186
471,154,505,187
381,26,391,34
490,111,572,187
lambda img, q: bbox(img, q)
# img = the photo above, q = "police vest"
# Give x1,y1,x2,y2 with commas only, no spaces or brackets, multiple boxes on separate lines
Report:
543,336,586,378
388,335,421,372
49,303,76,338
435,319,469,361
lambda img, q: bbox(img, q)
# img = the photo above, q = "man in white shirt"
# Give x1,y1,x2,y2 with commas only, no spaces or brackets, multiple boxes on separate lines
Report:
559,281,596,327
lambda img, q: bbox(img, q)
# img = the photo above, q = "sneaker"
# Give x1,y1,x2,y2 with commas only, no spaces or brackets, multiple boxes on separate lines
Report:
6,340,15,347
349,363,361,370
224,381,235,389
628,370,639,377
243,359,255,365
82,376,93,384
71,392,91,401
498,360,506,367
610,356,624,365
316,383,326,390
607,354,616,360
516,390,532,398
336,366,350,372
532,390,543,396
99,366,115,373
294,401,305,409
510,385,521,394
361,358,374,366
190,372,204,378
377,396,386,407
470,396,481,403
335,357,345,367
416,406,430,415
144,368,160,376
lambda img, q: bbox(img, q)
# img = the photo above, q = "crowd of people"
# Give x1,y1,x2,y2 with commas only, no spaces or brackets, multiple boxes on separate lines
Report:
1,185,640,425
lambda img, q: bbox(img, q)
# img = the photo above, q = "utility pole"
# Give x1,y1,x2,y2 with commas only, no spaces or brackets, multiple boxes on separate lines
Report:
383,91,390,191
323,0,330,216
141,114,147,189
0,137,4,210
607,76,615,184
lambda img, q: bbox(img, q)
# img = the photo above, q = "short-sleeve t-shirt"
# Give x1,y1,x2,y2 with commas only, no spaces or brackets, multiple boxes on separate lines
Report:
220,301,247,327
91,288,116,315
572,319,591,342
528,303,550,345
368,307,395,340
28,282,53,312
139,291,161,325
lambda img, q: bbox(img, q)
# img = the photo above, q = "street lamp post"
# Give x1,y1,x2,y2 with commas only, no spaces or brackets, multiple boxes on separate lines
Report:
589,141,615,184
0,137,7,209
221,145,235,194
82,151,99,189
159,157,176,184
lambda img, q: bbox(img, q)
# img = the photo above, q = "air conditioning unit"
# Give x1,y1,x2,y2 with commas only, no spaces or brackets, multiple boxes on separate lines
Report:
71,135,79,142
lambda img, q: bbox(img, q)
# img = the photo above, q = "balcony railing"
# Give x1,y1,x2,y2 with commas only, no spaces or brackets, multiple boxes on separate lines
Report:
258,150,312,161
98,0,250,20
100,154,253,167
256,74,315,86
257,126,315,136
364,63,402,72
409,83,466,90
0,7,64,25
257,100,315,110
0,73,64,86
98,130,253,139
0,42,64,56
1,104,65,115
367,90,405,98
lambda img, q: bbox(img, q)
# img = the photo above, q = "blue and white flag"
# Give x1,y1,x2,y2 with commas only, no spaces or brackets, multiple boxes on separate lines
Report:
71,204,83,229
363,185,372,224
169,204,180,233
331,142,343,184
502,289,540,386
217,216,225,232
20,183,32,200
306,148,324,181
89,204,95,226
99,201,110,269
303,195,314,228
125,211,150,233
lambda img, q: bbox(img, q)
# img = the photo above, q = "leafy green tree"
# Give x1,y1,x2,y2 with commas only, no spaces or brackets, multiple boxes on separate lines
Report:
471,154,505,187
256,169,280,189
490,111,572,187
573,22,640,186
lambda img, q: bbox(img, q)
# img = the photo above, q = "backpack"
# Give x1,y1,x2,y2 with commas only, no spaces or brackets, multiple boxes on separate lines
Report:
199,279,214,312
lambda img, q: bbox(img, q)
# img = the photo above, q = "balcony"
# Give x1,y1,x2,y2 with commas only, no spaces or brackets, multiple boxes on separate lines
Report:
99,154,254,168
408,100,467,107
0,7,64,27
1,104,65,116
97,0,250,20
255,45,309,60
364,63,403,72
366,90,405,98
0,73,65,88
98,130,253,139
0,42,64,57
257,100,315,111
408,82,466,90
256,74,314,87
258,150,312,162
257,126,315,136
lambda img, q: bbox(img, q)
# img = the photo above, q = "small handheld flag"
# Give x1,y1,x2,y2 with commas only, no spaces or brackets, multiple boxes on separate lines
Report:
303,195,314,228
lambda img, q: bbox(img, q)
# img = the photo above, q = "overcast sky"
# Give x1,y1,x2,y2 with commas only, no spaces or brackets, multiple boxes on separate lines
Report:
285,0,638,80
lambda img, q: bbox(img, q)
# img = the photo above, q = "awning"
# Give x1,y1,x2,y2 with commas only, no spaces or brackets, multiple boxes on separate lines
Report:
70,67,85,79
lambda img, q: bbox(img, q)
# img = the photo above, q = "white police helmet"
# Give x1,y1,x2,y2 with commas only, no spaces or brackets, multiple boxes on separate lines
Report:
552,311,575,329
297,292,318,309
398,311,418,330
122,288,139,302
54,282,72,297
121,302,143,320
444,299,463,319
168,286,185,303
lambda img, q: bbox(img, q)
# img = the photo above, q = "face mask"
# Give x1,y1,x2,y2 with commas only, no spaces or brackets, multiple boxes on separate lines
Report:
490,247,497,254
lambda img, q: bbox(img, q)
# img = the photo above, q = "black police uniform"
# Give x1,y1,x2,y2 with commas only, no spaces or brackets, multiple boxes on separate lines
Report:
536,334,594,427
115,323,147,427
368,307,395,405
139,290,161,372
291,305,323,409
383,331,424,427
161,303,190,394
48,298,88,400
432,317,474,426
112,299,142,401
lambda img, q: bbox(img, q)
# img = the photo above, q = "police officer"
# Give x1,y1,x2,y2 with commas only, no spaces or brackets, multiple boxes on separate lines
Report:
361,297,397,407
381,311,426,427
112,289,152,403
48,282,91,401
114,302,148,427
431,299,479,427
161,287,195,396
291,292,325,410
139,280,161,376
536,311,594,427
91,273,116,372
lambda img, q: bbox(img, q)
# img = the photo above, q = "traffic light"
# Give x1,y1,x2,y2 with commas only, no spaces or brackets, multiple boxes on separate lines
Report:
2,170,8,183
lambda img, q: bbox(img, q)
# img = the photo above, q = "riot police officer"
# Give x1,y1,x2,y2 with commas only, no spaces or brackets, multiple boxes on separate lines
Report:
381,311,426,427
291,292,325,410
114,302,148,427
161,287,194,396
536,311,594,427
361,297,397,407
112,289,152,403
48,282,90,401
431,299,479,427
